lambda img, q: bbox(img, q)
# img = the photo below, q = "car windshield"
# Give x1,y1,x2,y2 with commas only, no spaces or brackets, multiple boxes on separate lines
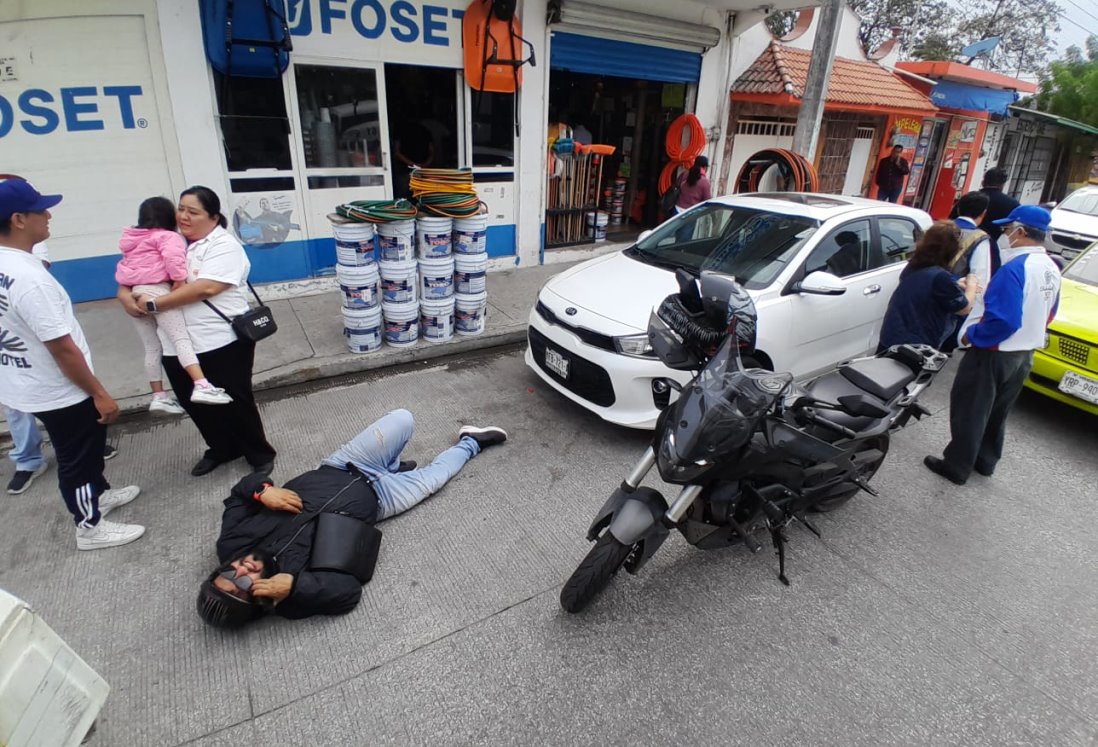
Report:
1063,244,1098,287
626,204,819,289
1058,191,1098,216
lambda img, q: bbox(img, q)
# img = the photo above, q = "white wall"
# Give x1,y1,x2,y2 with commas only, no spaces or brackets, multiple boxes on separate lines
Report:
784,5,868,60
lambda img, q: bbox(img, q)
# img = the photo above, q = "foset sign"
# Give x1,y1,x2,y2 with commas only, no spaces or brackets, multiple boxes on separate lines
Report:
287,0,467,59
0,86,146,138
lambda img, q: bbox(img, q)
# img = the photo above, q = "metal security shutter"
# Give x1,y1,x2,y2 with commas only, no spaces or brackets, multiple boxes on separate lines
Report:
550,32,702,83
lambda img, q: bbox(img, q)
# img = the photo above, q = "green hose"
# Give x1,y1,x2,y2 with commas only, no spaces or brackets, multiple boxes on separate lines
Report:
336,199,419,223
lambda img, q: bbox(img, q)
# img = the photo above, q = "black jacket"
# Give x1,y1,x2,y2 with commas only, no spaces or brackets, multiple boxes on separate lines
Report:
217,466,380,619
978,187,1019,244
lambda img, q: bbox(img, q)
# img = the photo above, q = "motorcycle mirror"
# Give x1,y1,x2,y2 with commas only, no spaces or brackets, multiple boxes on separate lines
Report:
675,268,703,312
837,394,890,418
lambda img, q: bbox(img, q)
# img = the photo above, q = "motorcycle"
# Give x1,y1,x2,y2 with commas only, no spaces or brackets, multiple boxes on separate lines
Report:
560,270,949,613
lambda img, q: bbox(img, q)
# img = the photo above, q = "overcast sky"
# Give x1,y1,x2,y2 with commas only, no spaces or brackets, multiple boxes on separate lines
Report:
1055,0,1096,55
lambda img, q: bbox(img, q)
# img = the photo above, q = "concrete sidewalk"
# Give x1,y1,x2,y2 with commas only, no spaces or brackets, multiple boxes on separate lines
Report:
74,259,584,416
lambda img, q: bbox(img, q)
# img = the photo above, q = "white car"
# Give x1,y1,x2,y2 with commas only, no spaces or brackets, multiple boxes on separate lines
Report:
525,193,933,428
1047,185,1098,262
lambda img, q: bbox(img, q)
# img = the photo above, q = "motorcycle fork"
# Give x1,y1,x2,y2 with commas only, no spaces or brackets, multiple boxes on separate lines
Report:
620,447,704,528
622,447,656,491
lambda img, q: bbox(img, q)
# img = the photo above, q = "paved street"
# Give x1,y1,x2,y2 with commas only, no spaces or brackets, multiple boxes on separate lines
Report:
2,346,1096,746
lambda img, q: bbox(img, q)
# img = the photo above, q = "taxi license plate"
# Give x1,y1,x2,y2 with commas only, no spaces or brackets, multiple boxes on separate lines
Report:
545,348,570,379
1058,371,1098,405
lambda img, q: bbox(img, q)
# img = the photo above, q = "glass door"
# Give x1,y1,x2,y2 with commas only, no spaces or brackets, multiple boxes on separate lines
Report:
287,61,392,238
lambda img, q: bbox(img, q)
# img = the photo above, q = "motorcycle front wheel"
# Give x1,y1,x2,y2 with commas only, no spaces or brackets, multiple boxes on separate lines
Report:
560,534,634,613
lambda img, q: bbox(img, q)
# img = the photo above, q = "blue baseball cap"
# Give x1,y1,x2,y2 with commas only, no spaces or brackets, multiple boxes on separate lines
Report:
992,205,1051,232
0,178,63,222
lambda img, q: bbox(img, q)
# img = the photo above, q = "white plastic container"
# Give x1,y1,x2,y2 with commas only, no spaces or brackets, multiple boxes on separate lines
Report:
379,259,418,305
419,255,455,300
585,211,609,242
453,253,488,295
336,263,380,310
332,221,377,266
0,589,109,747
416,216,453,259
455,291,487,336
377,219,416,262
420,296,455,343
343,305,383,353
453,214,488,255
382,301,419,346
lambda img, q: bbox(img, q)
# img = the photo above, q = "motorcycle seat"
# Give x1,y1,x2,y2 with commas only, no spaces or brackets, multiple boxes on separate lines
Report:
801,373,883,434
838,358,915,401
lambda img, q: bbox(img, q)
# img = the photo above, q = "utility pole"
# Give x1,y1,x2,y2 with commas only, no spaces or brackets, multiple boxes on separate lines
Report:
791,0,843,160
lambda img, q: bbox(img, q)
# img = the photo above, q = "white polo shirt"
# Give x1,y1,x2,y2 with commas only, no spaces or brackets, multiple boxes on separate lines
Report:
159,226,252,355
0,245,92,413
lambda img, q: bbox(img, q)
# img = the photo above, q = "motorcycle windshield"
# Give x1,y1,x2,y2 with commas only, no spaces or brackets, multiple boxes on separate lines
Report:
666,337,792,464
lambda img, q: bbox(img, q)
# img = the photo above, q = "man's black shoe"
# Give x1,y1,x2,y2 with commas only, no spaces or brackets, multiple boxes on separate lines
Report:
398,460,417,472
7,463,49,494
973,464,994,477
250,461,275,476
923,456,966,486
458,425,508,450
191,457,226,477
104,443,119,460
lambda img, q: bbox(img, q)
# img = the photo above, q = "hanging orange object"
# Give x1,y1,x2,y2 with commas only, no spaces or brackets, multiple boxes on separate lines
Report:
462,0,535,93
659,114,707,196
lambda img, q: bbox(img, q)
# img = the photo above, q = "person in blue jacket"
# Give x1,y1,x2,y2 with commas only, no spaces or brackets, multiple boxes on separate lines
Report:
924,206,1061,485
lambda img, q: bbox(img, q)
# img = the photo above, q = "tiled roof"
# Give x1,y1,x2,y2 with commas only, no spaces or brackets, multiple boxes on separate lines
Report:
734,41,937,112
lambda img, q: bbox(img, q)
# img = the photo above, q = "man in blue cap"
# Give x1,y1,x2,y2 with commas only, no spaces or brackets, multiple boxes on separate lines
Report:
0,177,143,549
924,205,1061,485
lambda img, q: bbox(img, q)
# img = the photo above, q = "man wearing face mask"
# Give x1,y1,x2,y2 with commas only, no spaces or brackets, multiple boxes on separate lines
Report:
924,206,1061,486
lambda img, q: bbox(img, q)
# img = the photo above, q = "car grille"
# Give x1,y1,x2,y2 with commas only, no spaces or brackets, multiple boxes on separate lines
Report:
528,327,616,407
1056,335,1092,368
1050,232,1096,252
535,301,617,353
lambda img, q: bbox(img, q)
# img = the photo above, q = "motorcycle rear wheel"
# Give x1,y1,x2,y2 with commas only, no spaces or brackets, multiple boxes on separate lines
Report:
812,434,890,512
560,534,634,613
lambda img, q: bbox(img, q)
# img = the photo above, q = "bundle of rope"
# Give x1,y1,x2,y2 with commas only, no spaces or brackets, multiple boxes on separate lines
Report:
335,199,419,223
659,113,707,196
734,148,820,194
410,167,484,218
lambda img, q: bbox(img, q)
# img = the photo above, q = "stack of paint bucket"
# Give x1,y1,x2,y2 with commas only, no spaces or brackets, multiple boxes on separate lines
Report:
607,177,627,226
375,217,418,348
452,212,488,336
416,215,455,343
332,217,382,354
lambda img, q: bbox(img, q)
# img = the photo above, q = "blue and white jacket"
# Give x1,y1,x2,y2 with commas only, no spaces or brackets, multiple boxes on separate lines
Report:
958,246,1060,352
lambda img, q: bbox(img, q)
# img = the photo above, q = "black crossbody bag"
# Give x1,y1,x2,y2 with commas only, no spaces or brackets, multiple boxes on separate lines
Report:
204,281,277,342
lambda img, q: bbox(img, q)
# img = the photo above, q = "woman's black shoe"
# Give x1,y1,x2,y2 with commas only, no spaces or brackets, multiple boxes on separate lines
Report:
191,457,225,477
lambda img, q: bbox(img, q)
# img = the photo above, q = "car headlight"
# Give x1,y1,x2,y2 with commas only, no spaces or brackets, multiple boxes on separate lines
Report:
614,334,656,358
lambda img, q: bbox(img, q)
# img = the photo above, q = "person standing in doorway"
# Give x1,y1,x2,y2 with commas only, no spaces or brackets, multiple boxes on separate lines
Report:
118,186,277,477
0,177,143,549
875,145,910,203
924,206,1061,486
675,156,712,214
977,167,1020,246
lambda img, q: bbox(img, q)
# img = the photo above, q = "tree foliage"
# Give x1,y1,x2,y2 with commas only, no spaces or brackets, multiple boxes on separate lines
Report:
1036,37,1098,128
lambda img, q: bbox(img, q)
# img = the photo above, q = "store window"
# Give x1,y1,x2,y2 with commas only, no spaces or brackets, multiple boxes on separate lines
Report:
214,73,292,172
471,92,515,167
294,65,382,170
804,220,872,278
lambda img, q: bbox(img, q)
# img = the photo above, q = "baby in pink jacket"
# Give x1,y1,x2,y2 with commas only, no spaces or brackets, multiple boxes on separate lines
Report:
116,197,232,414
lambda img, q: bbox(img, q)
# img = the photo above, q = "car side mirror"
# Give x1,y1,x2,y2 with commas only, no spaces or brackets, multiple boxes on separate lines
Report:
793,271,846,296
1041,201,1057,210
837,394,890,418
637,229,653,243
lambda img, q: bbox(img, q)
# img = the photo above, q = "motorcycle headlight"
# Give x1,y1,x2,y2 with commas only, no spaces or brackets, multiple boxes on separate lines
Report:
656,430,710,483
615,334,656,358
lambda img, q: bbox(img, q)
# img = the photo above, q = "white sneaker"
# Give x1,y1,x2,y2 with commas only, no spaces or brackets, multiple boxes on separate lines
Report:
190,386,233,405
99,485,140,517
149,396,185,415
75,519,145,550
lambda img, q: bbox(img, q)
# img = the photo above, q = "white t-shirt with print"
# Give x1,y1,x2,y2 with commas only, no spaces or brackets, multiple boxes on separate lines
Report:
158,226,252,356
0,245,92,413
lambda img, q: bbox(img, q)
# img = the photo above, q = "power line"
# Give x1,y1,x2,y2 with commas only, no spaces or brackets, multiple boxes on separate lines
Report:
1057,10,1098,39
1060,0,1098,28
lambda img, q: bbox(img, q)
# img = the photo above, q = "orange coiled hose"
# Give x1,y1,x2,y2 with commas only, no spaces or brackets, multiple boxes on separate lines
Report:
735,148,819,194
659,114,707,195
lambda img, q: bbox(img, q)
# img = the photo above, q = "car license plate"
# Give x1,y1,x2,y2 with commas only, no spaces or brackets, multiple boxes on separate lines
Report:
545,348,570,379
1058,371,1098,405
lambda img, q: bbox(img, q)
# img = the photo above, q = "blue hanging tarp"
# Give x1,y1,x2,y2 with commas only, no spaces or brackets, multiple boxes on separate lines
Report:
928,79,1018,116
549,32,701,84
200,0,291,79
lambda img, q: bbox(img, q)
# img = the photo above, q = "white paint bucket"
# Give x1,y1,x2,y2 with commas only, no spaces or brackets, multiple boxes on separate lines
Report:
420,296,455,343
343,305,382,353
416,216,453,259
454,291,487,336
382,301,419,347
379,259,418,305
332,221,377,266
453,214,488,255
336,263,380,309
377,219,416,262
418,256,455,301
453,253,488,295
585,211,609,242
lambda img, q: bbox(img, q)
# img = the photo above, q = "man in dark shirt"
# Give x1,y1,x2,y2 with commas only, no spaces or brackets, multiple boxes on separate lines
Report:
875,145,910,203
977,167,1019,245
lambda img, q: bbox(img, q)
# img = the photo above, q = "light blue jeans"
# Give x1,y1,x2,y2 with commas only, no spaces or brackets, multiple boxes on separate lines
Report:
5,407,45,472
321,409,480,520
